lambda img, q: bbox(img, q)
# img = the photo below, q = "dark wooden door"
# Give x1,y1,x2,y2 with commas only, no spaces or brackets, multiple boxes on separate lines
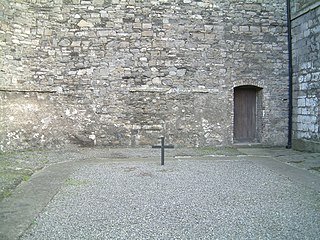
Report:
234,88,257,142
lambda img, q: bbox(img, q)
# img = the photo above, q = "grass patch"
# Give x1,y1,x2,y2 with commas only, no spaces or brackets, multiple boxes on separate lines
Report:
195,146,244,156
1,189,12,199
30,219,38,228
0,169,34,201
288,160,304,164
22,174,31,182
65,178,89,186
309,166,320,172
0,153,39,202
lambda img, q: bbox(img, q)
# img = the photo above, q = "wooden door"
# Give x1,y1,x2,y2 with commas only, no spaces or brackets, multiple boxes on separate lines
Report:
234,87,257,142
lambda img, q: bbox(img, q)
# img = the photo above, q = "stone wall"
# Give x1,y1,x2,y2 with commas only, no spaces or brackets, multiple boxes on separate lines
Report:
291,1,320,152
0,0,289,151
291,0,319,15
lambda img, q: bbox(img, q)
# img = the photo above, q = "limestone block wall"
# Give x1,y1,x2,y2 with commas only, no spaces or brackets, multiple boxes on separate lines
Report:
0,0,289,151
291,1,320,152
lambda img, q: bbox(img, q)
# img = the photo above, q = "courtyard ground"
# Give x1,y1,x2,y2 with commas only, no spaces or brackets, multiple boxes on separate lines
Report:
0,146,319,239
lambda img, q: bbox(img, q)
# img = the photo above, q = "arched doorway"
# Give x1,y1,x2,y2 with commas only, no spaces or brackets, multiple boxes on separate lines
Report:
234,85,262,143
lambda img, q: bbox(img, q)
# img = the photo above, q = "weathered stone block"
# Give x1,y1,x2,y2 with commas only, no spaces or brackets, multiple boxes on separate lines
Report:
58,38,71,47
142,31,153,37
93,0,104,5
77,19,94,28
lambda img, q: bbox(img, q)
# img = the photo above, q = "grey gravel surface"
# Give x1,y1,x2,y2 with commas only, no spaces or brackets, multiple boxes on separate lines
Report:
21,158,320,240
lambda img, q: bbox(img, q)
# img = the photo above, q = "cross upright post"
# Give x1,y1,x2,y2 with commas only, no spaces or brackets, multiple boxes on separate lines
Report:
160,136,165,165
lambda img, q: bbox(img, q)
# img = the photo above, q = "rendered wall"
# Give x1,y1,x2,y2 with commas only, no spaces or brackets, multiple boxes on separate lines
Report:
291,1,320,152
0,0,289,151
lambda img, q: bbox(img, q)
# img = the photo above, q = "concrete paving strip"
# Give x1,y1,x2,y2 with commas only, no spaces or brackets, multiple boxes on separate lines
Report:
0,161,83,240
236,148,320,192
247,156,320,192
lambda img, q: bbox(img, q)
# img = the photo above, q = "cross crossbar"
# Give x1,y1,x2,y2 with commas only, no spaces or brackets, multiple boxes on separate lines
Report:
151,137,174,165
152,145,174,149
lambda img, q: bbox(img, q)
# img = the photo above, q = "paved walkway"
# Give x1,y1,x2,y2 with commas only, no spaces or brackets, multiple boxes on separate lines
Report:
0,147,319,239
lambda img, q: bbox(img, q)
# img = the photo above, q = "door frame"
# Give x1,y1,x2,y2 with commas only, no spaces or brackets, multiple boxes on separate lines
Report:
233,85,263,143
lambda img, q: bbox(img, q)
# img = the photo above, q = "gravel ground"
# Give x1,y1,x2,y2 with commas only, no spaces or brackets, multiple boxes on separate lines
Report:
0,146,243,200
21,158,320,240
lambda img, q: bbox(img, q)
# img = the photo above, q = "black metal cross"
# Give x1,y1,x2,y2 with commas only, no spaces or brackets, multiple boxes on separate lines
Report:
152,137,174,165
